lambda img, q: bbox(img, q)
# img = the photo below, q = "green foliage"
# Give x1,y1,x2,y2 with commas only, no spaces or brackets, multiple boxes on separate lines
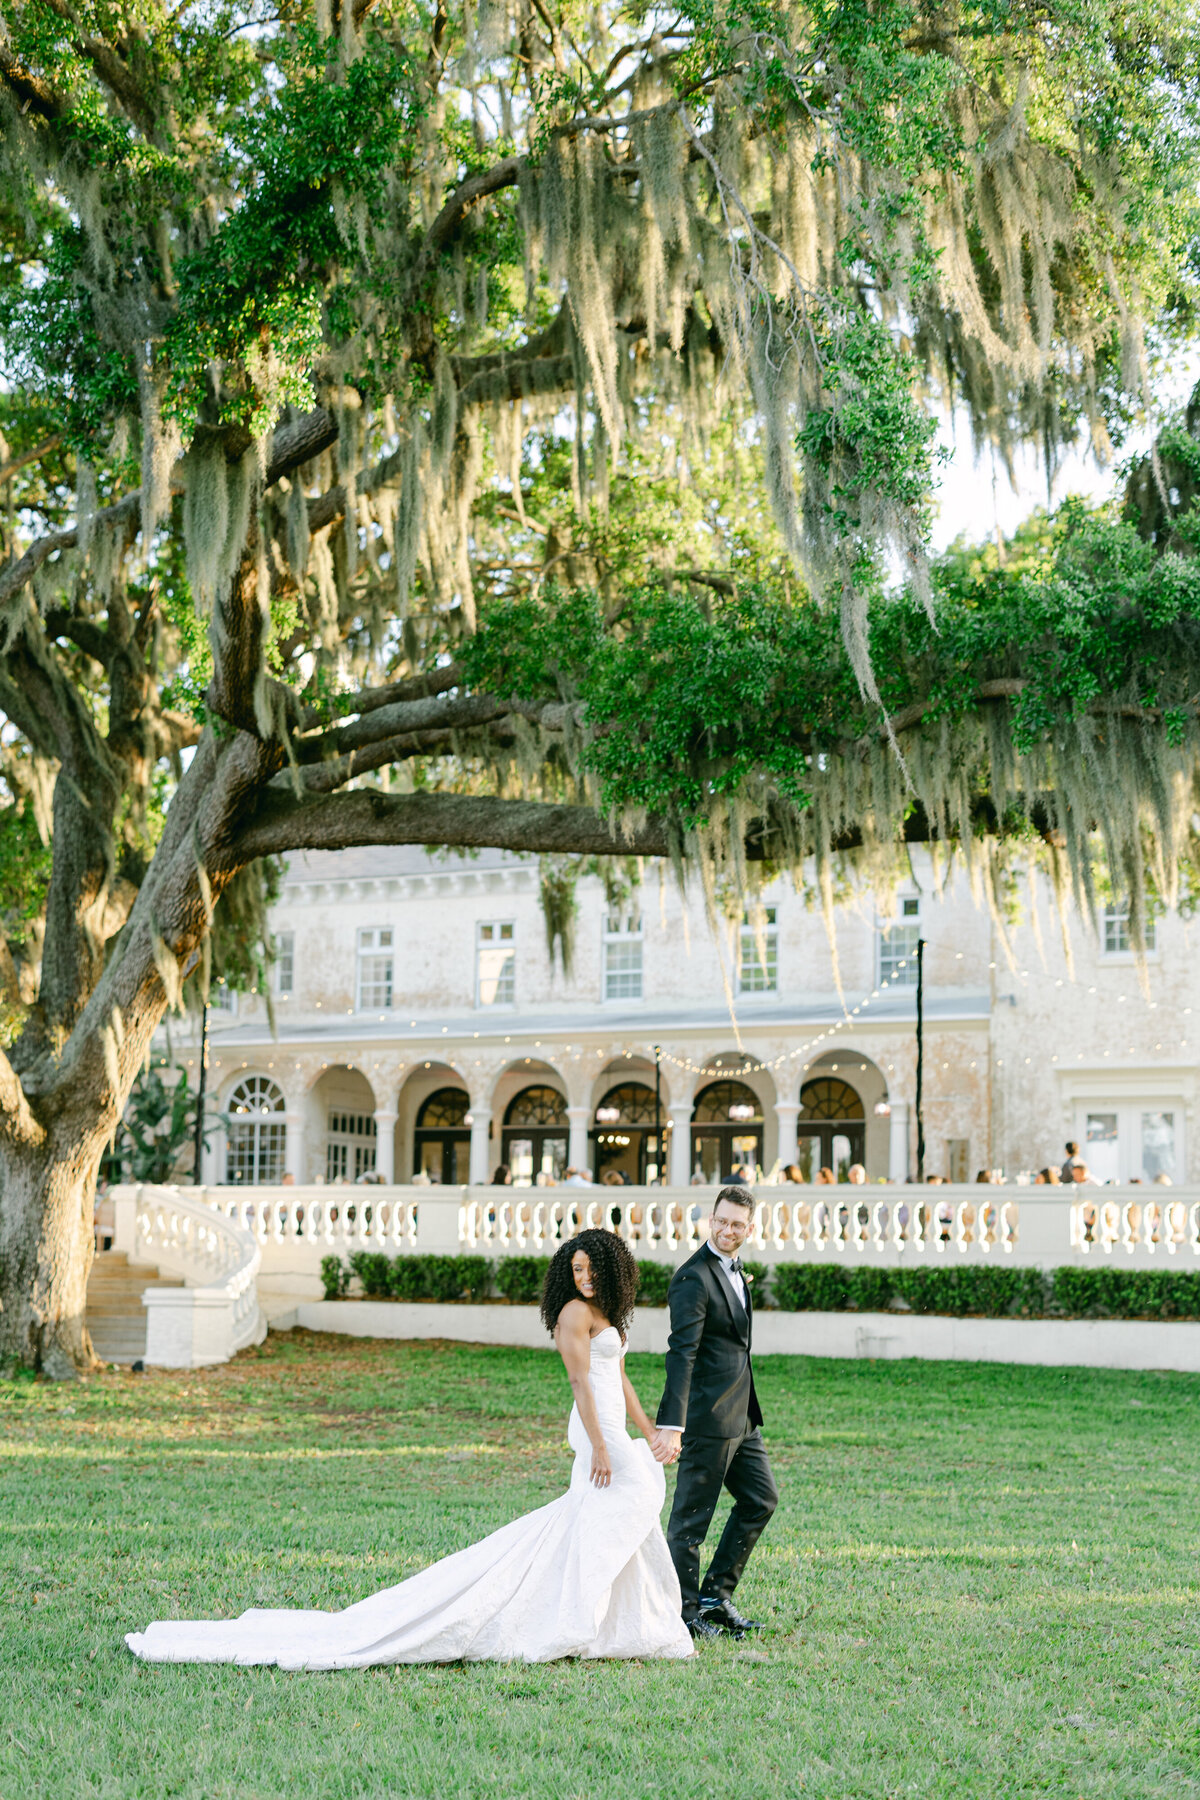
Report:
110,1064,207,1185
320,1255,351,1301
634,1261,673,1307
494,1257,552,1305
769,1261,1200,1320
1051,1265,1200,1321
346,1252,494,1302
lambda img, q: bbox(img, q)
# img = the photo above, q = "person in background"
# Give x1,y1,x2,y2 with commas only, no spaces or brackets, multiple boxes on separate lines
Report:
781,1164,805,1184
974,1170,991,1184
1153,1171,1174,1185
1036,1167,1061,1185
1061,1140,1084,1182
563,1167,593,1186
1069,1162,1099,1186
725,1166,750,1186
925,1173,945,1185
815,1166,835,1186
847,1164,867,1185
491,1163,512,1185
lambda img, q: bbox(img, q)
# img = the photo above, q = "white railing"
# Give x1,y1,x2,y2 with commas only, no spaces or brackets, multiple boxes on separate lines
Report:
1070,1192,1200,1257
181,1182,1200,1285
111,1184,266,1367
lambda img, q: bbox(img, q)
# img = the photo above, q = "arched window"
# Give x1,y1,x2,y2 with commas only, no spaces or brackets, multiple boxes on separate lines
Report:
225,1076,286,1185
502,1085,568,1185
413,1086,471,1183
416,1088,470,1129
594,1083,658,1126
690,1081,763,1183
692,1081,763,1124
592,1083,663,1184
796,1077,866,1182
799,1078,865,1121
504,1086,568,1128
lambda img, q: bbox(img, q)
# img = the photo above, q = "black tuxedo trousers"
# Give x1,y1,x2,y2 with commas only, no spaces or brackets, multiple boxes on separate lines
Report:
657,1245,779,1619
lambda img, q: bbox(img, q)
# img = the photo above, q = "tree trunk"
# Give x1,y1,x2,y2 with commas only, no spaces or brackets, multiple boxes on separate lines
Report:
0,1134,105,1377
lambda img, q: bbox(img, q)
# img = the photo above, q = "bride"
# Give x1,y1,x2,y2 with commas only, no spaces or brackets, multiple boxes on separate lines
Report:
126,1230,694,1665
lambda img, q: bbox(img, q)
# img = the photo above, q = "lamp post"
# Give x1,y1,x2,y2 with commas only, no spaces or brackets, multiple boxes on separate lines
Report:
915,937,926,1182
654,1044,662,1186
192,1001,209,1184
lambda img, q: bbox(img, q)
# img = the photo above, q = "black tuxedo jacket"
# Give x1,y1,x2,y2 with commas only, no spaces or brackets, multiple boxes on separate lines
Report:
655,1244,763,1440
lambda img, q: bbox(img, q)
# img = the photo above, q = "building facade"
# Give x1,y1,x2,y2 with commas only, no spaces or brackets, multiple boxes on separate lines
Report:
184,846,1198,1189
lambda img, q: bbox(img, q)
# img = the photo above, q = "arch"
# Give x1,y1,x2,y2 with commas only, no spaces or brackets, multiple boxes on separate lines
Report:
692,1080,764,1123
502,1084,570,1186
800,1078,865,1121
417,1087,471,1129
504,1085,569,1128
412,1085,471,1183
594,1082,659,1126
796,1071,866,1182
224,1076,286,1185
308,1064,380,1185
592,1081,665,1185
397,1062,471,1186
690,1079,764,1182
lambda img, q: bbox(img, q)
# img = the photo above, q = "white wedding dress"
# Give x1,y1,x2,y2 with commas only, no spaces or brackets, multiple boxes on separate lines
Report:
126,1327,694,1666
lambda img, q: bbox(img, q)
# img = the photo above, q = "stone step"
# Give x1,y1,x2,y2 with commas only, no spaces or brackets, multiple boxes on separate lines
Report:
87,1252,184,1363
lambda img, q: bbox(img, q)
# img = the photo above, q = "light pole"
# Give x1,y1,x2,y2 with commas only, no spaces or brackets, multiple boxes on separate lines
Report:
654,1044,662,1185
192,1002,208,1184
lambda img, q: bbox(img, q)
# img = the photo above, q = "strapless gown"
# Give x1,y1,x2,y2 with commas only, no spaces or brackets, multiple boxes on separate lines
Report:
125,1326,694,1665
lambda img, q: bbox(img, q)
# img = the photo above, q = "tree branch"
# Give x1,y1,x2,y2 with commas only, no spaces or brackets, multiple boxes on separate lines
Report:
0,38,64,120
0,434,63,488
423,154,521,262
0,408,338,610
231,788,673,863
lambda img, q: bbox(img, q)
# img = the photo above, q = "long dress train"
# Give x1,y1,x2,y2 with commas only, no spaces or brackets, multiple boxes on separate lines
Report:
125,1327,694,1665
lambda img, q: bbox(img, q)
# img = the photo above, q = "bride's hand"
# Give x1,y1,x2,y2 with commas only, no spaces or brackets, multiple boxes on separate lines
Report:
590,1442,612,1488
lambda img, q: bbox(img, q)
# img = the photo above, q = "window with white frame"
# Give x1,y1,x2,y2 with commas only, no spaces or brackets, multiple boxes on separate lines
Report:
878,895,920,985
603,914,643,1001
274,930,295,997
1102,904,1157,957
476,920,516,1006
1078,1102,1180,1184
738,906,778,993
326,1110,377,1183
225,1076,286,1184
356,927,394,1010
210,979,237,1014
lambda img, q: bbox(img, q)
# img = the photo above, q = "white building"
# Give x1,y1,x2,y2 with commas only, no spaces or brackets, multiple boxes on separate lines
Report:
187,847,1198,1190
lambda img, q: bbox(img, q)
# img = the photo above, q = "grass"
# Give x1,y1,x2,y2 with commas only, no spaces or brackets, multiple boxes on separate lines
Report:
2,1333,1200,1800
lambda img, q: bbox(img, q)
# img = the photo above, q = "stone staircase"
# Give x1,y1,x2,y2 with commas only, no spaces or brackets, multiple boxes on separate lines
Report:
87,1251,185,1364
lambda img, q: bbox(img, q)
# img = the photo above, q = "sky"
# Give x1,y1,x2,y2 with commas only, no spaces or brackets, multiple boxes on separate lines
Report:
928,352,1200,555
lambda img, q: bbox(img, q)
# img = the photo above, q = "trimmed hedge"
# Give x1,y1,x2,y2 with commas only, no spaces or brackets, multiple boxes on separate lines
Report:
494,1256,551,1305
771,1262,1200,1320
345,1252,493,1302
635,1262,673,1306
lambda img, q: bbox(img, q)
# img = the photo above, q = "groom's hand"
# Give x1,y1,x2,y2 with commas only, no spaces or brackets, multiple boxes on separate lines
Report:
651,1428,682,1465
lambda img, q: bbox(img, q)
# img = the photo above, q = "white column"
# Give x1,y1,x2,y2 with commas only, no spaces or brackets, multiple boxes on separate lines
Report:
468,1105,493,1185
668,1101,693,1187
283,1111,304,1183
774,1101,800,1169
566,1105,591,1173
373,1110,397,1182
888,1101,911,1182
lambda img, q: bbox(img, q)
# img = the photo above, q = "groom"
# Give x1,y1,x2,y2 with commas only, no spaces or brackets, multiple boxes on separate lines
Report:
651,1186,779,1641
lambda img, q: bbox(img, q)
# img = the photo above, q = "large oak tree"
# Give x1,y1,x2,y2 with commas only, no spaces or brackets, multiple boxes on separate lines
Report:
2,0,1200,1372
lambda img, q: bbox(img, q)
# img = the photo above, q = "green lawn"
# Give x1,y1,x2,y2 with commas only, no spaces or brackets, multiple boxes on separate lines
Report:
2,1333,1199,1799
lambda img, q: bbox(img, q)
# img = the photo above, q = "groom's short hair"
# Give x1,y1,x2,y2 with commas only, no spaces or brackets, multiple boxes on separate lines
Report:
713,1185,754,1213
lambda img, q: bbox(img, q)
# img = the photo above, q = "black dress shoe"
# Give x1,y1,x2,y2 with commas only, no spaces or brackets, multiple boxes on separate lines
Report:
685,1616,724,1642
699,1599,764,1635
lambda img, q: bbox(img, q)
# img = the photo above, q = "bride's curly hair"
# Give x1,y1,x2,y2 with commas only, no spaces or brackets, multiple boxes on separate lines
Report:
540,1229,639,1337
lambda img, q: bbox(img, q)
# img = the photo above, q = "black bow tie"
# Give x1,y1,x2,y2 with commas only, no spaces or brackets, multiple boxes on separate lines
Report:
729,1257,744,1274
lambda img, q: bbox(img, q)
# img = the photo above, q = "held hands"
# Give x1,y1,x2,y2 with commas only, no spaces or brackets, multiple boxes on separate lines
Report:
650,1428,682,1466
590,1442,613,1488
